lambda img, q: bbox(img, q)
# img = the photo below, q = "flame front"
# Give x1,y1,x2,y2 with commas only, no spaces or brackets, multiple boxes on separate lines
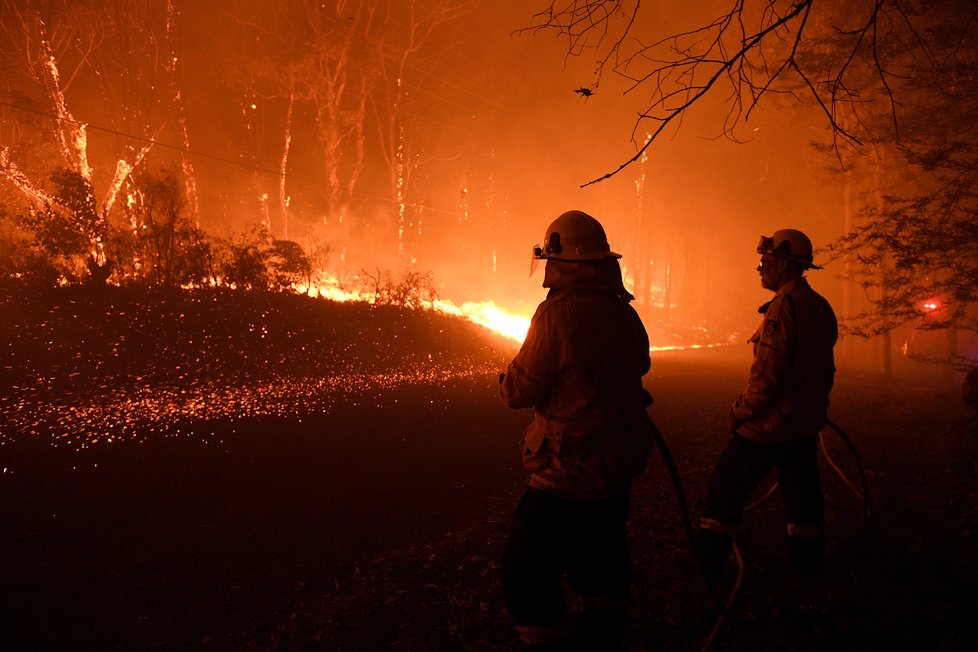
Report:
293,276,530,344
431,299,530,344
293,276,729,350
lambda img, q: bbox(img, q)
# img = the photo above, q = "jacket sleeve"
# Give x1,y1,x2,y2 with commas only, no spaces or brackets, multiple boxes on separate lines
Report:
499,304,560,409
732,295,796,422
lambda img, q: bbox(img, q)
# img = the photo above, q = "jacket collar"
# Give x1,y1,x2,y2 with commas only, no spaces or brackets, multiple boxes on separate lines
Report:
759,276,809,312
543,258,634,301
776,276,809,297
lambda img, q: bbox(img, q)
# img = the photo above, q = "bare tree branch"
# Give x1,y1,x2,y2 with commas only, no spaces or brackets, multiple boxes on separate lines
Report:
524,1,931,185
580,0,812,186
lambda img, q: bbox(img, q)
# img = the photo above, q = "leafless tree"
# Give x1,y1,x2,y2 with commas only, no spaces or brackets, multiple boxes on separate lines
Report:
818,4,978,367
164,0,200,227
297,0,383,224
523,0,945,185
225,0,384,233
372,0,473,257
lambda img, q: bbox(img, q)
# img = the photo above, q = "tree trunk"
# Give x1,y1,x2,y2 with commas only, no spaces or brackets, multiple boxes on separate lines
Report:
279,91,295,240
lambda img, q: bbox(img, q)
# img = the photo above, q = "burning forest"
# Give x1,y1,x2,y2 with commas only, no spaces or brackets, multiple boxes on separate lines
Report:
2,1,977,651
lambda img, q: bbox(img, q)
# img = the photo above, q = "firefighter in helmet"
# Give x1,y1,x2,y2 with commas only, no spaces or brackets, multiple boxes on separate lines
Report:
499,210,656,651
695,228,838,579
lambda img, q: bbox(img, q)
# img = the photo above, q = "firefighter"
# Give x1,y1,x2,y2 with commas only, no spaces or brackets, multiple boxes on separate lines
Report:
695,229,838,580
499,210,656,651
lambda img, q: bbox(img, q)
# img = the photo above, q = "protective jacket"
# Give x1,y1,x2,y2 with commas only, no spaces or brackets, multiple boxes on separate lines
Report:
732,277,838,443
500,258,654,502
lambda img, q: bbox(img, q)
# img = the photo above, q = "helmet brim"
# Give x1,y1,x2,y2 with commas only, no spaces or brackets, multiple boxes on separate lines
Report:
547,250,622,261
774,253,823,270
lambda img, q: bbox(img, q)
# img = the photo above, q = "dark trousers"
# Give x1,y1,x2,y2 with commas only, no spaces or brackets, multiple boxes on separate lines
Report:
702,434,824,531
697,434,826,576
502,486,631,639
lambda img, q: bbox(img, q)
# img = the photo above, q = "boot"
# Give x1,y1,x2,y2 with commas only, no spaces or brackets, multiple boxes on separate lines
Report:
693,528,733,580
521,642,570,652
787,534,824,580
571,609,627,652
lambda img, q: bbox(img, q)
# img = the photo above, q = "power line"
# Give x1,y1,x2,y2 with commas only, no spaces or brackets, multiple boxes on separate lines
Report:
0,98,318,184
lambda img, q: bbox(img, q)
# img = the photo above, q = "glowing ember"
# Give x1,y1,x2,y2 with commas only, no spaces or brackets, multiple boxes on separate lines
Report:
0,365,498,452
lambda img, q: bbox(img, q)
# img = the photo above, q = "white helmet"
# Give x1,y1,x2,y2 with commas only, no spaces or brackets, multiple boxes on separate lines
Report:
757,228,822,269
533,210,621,261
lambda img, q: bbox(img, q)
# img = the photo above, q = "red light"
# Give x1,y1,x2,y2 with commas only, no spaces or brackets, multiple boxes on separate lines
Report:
920,298,941,313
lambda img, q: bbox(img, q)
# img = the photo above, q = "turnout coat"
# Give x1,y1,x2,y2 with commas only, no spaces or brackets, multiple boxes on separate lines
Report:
500,258,654,502
732,276,838,443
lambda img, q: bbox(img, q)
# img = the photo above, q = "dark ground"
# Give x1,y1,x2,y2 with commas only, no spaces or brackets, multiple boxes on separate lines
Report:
1,286,976,651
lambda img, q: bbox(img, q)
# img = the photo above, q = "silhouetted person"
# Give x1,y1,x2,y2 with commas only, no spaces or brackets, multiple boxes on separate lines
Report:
499,210,656,651
695,229,838,580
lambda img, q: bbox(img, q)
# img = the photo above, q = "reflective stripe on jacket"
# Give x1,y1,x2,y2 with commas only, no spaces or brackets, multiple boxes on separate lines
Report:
732,277,838,443
500,259,653,501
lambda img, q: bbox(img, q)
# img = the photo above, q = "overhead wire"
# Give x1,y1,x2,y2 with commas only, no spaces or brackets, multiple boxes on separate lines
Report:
0,97,466,218
0,3,601,228
0,23,583,220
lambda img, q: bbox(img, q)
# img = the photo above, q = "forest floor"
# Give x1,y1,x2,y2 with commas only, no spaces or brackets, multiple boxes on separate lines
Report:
1,285,976,651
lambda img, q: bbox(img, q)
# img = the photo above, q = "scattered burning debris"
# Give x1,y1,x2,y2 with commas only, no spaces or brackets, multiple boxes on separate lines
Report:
0,284,512,456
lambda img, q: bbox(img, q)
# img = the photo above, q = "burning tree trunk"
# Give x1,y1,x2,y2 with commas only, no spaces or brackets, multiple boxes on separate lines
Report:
872,153,893,377
37,36,92,182
629,132,654,307
221,0,381,235
0,4,106,276
165,0,200,228
279,90,295,240
297,1,381,225
374,0,469,259
840,160,855,363
0,0,184,283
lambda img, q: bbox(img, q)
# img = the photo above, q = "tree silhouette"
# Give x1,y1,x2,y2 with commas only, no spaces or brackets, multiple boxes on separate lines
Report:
124,168,211,288
524,0,952,185
19,168,104,283
814,0,978,367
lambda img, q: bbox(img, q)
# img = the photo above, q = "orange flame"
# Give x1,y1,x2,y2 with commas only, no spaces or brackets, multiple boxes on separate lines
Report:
292,277,530,344
431,299,530,343
293,275,723,351
294,275,725,352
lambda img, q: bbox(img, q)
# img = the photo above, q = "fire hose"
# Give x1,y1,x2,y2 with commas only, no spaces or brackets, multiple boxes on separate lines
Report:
647,416,869,652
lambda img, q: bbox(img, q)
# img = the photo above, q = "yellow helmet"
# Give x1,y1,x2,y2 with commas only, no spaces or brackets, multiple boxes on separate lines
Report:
757,228,822,269
533,210,621,261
